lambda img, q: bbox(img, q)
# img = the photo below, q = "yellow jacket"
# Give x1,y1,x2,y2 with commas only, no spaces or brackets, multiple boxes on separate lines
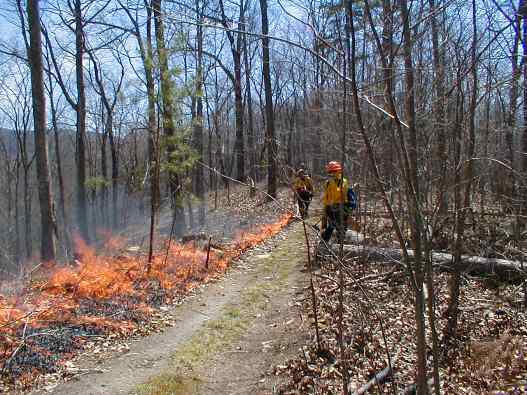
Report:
293,176,313,193
322,175,349,207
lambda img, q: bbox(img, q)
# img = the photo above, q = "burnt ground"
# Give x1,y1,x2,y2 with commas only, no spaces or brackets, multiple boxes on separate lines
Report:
0,186,311,395
28,215,313,395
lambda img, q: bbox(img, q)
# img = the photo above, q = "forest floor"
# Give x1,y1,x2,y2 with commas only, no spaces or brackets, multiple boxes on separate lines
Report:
32,218,311,395
6,185,527,395
0,188,308,394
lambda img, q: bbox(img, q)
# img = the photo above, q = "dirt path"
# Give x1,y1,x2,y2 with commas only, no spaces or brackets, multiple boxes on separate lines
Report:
34,220,311,395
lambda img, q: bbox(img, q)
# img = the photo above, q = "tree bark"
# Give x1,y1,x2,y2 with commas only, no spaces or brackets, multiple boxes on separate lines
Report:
27,0,56,262
521,1,527,220
119,0,159,261
260,0,277,198
73,0,89,242
242,0,256,184
48,79,70,258
445,0,478,342
23,167,32,260
146,0,159,262
153,0,185,235
218,0,244,182
507,13,520,209
15,163,21,264
108,118,119,230
429,0,448,214
399,0,428,391
194,0,205,225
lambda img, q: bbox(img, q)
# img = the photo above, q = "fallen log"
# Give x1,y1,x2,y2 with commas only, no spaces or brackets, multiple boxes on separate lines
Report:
350,362,394,395
335,244,526,281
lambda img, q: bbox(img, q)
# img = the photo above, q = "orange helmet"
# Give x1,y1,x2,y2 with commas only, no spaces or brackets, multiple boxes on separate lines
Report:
326,161,342,174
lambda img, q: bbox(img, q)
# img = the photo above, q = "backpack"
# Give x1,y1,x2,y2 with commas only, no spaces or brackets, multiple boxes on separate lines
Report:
347,186,357,210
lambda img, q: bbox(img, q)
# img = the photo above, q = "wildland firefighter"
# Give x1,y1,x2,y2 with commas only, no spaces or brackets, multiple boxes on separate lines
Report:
320,161,356,243
293,168,314,218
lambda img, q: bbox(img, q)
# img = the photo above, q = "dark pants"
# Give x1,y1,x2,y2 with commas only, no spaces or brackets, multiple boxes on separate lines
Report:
321,205,348,242
297,190,312,218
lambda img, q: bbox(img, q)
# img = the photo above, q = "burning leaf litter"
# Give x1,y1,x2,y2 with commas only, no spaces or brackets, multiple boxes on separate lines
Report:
0,213,292,392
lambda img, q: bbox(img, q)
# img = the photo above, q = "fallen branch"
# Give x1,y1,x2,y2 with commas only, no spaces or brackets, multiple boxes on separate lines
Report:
350,361,394,395
337,245,526,281
205,236,212,269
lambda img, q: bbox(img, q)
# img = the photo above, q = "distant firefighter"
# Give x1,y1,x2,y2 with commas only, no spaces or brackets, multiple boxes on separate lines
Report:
293,168,314,219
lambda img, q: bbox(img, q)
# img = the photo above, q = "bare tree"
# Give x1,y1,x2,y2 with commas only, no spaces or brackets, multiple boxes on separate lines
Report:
0,66,35,261
259,0,276,198
26,0,56,262
193,0,205,225
445,0,479,343
153,0,185,235
42,0,103,243
87,47,125,230
218,0,245,181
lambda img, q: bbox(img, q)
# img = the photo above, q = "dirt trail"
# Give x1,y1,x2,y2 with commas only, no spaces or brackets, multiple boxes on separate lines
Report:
34,220,311,395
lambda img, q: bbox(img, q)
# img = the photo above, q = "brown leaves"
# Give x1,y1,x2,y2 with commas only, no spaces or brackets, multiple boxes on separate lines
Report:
274,255,527,394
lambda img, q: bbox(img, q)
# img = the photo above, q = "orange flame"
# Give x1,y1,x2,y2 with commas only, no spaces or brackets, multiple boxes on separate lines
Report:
0,212,293,388
0,213,292,338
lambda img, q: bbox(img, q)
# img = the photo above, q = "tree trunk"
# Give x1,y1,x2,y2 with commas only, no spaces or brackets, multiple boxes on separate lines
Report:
233,54,244,182
424,240,441,395
429,0,448,214
74,0,89,242
445,0,478,342
445,80,464,340
23,168,32,260
107,114,119,230
219,0,244,182
507,13,521,208
27,0,56,262
100,127,109,229
521,1,527,220
144,0,159,262
480,72,491,212
400,0,428,391
48,71,70,259
242,8,256,185
194,0,205,225
15,164,21,264
260,0,277,198
5,161,15,264
187,193,194,230
153,0,184,235
312,67,322,176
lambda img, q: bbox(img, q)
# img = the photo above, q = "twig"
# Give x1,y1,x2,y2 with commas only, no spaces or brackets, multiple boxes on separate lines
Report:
301,218,321,353
205,236,212,270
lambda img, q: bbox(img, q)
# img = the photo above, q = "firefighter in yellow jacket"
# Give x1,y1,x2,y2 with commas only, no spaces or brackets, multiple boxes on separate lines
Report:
321,161,350,242
293,169,314,218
